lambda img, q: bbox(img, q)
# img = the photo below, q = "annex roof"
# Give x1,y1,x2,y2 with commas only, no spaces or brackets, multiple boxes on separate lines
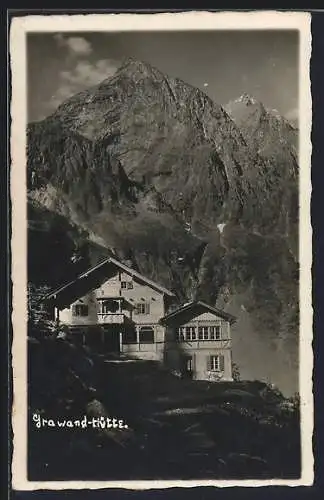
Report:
160,300,236,325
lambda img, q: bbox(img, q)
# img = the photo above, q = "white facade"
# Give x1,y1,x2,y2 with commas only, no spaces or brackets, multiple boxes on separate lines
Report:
49,260,235,381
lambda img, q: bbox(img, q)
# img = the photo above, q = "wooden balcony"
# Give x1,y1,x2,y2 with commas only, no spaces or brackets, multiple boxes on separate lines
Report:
97,313,125,324
122,341,157,353
176,339,232,350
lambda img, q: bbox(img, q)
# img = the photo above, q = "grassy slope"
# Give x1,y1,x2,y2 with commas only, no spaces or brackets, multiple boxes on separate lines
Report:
28,333,300,481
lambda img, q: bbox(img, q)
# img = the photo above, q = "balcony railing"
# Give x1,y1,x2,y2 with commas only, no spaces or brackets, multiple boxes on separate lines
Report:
97,313,125,324
122,342,157,353
176,339,232,349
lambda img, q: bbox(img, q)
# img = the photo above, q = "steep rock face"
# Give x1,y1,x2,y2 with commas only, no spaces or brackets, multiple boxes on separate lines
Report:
27,58,299,395
30,59,277,231
225,94,299,254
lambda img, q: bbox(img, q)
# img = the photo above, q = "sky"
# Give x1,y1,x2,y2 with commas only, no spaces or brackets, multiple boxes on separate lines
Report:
27,30,299,124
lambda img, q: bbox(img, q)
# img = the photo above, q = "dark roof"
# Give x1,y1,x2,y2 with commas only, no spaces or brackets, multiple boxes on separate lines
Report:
42,256,175,303
160,300,236,325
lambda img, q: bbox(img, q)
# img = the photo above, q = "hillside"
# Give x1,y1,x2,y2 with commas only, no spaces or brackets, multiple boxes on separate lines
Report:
28,333,300,480
28,201,110,287
27,57,299,395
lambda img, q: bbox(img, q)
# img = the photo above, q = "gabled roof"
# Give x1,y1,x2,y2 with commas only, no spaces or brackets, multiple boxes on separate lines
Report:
42,256,175,305
160,300,236,325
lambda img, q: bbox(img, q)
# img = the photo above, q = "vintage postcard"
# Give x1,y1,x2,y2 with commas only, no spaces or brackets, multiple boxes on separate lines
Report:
10,11,313,490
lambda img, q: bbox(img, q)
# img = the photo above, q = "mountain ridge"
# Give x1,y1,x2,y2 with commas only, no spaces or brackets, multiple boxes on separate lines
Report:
27,57,299,395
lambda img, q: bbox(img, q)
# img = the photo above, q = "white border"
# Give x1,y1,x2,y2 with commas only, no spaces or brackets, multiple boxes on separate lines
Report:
10,11,313,490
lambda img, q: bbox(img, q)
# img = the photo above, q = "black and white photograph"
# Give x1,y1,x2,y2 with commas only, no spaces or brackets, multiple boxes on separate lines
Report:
10,12,313,490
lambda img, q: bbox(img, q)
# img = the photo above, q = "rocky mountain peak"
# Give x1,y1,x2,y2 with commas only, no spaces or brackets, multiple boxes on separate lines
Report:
117,56,158,75
225,93,298,158
235,93,261,106
226,93,264,117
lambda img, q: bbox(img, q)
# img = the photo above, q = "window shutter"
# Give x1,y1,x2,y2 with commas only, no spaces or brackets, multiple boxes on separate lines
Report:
72,305,76,316
207,356,212,371
220,354,225,371
145,303,150,314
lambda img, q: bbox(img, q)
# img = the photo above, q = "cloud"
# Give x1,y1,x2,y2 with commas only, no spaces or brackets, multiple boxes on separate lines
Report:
48,58,118,111
61,59,117,87
44,34,119,114
54,34,93,56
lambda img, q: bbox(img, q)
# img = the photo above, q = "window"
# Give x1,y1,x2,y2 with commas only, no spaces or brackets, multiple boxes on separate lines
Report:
210,326,221,340
101,299,119,314
139,326,154,343
72,304,88,317
207,355,225,372
121,281,133,290
177,327,185,342
185,326,196,341
186,356,193,371
123,328,137,344
177,326,196,341
198,326,209,340
198,326,221,340
134,302,150,315
177,326,222,342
